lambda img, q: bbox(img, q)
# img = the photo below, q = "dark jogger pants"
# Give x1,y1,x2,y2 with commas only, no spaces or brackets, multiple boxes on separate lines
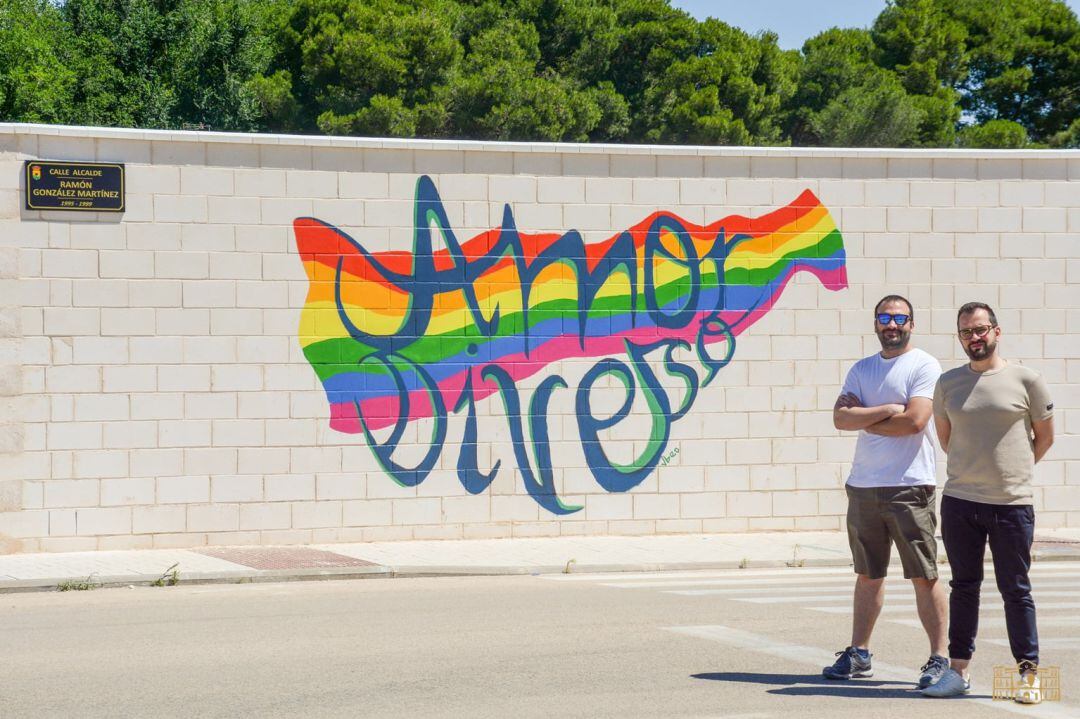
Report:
940,494,1038,665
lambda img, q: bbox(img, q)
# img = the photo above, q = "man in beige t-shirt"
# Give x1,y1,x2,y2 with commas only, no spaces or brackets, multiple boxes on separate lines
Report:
922,302,1054,703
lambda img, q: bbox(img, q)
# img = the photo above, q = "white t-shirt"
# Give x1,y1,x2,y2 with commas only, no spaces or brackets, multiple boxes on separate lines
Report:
842,348,941,488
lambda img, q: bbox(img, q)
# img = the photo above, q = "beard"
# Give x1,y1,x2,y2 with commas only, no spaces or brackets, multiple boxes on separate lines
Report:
876,327,910,351
964,337,997,361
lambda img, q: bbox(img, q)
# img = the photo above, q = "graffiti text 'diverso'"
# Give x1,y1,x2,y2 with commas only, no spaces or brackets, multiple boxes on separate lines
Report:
294,176,847,513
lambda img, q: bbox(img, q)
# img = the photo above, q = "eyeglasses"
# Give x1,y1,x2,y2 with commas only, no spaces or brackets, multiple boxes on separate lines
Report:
958,325,995,340
876,313,910,326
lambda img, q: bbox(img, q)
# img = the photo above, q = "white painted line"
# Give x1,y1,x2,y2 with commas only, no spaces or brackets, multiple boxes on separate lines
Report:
814,601,1080,615
600,576,902,589
604,570,1080,587
891,616,1080,630
666,588,903,599
544,565,1080,582
983,637,1080,650
545,564,1080,583
665,590,853,600
543,567,859,581
729,589,1080,604
665,624,1079,718
727,594,858,604
1028,580,1080,588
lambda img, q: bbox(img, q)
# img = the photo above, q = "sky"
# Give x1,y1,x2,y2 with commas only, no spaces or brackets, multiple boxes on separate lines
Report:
671,0,1080,50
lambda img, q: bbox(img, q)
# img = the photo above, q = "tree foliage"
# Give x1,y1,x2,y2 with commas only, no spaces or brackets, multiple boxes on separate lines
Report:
0,0,77,123
1,0,1078,147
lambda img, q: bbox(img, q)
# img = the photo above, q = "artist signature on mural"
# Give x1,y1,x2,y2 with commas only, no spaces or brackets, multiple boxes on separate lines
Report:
294,176,846,513
660,446,681,467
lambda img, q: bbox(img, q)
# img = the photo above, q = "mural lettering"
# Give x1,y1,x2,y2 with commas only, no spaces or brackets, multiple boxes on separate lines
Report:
294,176,846,513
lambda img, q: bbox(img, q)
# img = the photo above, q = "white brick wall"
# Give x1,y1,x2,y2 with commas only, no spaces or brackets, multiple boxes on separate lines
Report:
3,124,1079,552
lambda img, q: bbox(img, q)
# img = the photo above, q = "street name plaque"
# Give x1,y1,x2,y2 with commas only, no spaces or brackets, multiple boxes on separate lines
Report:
25,161,125,212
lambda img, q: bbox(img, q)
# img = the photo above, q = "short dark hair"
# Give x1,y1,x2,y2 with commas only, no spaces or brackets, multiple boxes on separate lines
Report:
874,294,913,321
957,302,998,327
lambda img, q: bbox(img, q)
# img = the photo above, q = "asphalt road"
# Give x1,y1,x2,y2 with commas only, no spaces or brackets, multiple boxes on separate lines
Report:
2,564,1078,718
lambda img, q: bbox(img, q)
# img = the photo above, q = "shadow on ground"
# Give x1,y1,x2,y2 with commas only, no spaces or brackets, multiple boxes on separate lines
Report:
690,672,985,700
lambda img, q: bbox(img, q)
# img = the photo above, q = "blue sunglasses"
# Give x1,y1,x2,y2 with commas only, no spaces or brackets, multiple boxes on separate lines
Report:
876,313,910,326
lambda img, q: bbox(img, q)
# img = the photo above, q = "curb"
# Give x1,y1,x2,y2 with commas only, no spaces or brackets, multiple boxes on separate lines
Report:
2,546,1077,595
0,565,394,594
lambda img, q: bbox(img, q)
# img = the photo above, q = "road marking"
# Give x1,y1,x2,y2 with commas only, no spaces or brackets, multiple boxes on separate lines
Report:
710,589,1080,604
656,587,851,595
813,601,1080,615
543,567,862,581
725,593,856,603
545,563,1080,583
601,576,899,589
983,637,1080,650
664,588,864,598
665,624,1079,718
892,615,1080,629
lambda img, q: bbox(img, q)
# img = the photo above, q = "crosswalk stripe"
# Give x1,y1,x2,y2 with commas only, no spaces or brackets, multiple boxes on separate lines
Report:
600,574,1080,590
813,601,1080,615
723,594,855,603
722,590,1080,604
665,624,1079,719
891,615,1080,629
664,589,850,598
543,567,862,581
602,576,889,589
984,637,1080,650
544,563,1080,583
664,589,852,599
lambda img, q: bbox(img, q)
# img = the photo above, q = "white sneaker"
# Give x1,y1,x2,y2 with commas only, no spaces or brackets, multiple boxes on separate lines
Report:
920,668,971,698
1015,672,1042,705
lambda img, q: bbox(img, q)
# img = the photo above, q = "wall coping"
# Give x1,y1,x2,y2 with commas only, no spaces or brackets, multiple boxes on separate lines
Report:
5,122,1080,160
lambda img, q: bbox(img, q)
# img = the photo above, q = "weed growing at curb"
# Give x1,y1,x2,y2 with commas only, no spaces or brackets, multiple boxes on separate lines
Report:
150,563,180,587
57,574,100,592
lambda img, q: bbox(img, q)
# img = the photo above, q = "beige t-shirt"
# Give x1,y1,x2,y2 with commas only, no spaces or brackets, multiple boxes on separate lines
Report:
932,363,1053,505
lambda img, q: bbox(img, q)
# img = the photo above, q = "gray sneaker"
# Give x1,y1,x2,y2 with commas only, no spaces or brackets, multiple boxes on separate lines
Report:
918,654,950,689
823,646,873,679
920,668,970,698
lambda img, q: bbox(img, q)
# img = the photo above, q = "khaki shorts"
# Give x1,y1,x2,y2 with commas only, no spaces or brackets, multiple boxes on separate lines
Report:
845,484,938,580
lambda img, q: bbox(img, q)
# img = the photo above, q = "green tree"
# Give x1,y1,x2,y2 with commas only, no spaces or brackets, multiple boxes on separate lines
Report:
604,0,700,138
642,20,798,144
956,0,1080,142
812,74,925,147
0,0,77,123
256,0,463,136
787,28,881,144
6,0,1077,148
1048,117,1080,147
60,0,281,130
957,118,1031,147
871,0,1080,144
451,11,629,141
872,0,969,92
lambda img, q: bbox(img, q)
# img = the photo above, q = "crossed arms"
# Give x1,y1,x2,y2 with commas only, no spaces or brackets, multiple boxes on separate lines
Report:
833,393,933,436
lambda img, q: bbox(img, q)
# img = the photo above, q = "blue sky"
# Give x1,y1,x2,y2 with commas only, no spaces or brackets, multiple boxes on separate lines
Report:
671,1,1080,50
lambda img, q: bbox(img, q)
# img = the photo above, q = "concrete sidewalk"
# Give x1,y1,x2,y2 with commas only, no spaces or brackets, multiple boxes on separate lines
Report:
3,528,1080,593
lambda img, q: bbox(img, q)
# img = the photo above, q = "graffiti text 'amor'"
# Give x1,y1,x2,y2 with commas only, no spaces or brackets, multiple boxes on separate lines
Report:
294,176,847,513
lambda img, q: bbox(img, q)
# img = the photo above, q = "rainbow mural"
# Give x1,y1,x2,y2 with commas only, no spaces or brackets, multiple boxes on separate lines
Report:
294,175,846,513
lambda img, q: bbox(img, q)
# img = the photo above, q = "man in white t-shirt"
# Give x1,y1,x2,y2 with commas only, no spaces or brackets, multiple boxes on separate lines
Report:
823,295,949,689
